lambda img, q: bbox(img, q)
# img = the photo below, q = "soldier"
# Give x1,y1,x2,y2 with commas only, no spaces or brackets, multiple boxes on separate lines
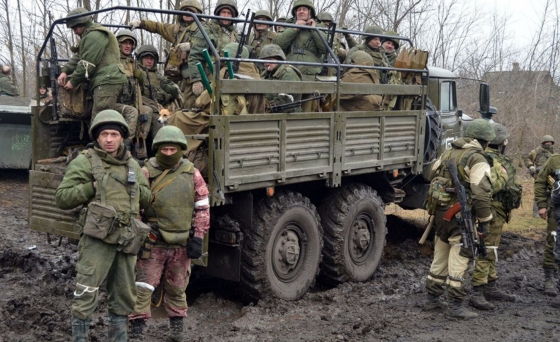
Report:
188,0,240,99
424,119,495,320
469,123,518,311
534,148,560,296
382,30,400,66
345,25,390,83
551,177,560,308
0,65,20,96
57,7,127,119
526,135,555,217
136,44,180,149
55,110,151,342
259,44,303,113
316,12,347,63
275,16,287,33
248,10,277,71
338,51,382,111
129,126,209,342
128,0,203,109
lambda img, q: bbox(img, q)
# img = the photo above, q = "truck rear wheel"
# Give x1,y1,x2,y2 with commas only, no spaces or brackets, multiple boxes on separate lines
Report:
241,190,323,301
318,183,386,286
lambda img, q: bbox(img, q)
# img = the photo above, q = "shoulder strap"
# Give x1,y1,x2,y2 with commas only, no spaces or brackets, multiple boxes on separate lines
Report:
89,149,107,204
175,25,189,46
150,162,193,199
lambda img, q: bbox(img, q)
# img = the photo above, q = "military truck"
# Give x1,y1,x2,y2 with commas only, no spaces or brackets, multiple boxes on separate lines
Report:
28,7,488,302
0,96,32,169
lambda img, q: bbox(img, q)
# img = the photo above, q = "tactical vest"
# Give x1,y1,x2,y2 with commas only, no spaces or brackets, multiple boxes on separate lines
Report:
144,158,195,245
536,146,554,167
119,55,137,105
139,67,163,107
81,24,124,88
86,148,140,245
249,31,276,59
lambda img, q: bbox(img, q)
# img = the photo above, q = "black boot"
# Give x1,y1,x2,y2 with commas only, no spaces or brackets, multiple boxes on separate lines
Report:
167,316,186,342
469,285,494,310
448,299,478,320
108,313,128,342
130,319,145,341
71,316,90,342
544,269,557,296
484,280,516,302
423,292,448,311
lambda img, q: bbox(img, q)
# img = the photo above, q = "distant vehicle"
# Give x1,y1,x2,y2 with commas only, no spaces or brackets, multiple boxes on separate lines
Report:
0,96,32,169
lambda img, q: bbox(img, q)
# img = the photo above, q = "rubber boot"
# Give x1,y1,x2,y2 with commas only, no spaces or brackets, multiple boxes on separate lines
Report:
484,280,516,302
447,299,478,320
129,319,145,341
108,313,128,342
469,285,495,310
544,269,558,297
167,316,187,342
71,316,90,342
423,292,448,311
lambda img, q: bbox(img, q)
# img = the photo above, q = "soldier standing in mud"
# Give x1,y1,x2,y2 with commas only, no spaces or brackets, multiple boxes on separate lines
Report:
526,135,555,217
534,150,560,297
129,126,209,342
469,123,518,311
423,119,495,320
55,110,151,341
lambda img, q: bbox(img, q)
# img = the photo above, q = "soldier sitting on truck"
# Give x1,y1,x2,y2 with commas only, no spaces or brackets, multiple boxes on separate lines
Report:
259,44,303,113
338,51,382,111
345,25,390,83
382,30,400,66
248,10,277,72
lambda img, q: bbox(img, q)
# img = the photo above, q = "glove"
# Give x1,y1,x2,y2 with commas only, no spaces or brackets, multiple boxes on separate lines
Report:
129,20,142,30
477,222,489,239
529,166,536,174
177,42,191,52
138,114,149,123
192,81,203,96
187,236,203,259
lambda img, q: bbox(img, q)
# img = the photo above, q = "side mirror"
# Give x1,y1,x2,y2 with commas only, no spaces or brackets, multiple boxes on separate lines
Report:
478,83,490,118
456,109,463,118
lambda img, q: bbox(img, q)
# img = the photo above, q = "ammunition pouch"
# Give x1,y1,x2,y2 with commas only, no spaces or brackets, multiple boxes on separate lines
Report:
165,42,190,82
58,81,92,119
82,202,117,240
425,176,453,215
119,77,135,105
120,218,151,255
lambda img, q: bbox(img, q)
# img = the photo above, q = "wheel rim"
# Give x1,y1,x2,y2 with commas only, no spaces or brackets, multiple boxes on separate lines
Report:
272,223,304,282
349,212,374,265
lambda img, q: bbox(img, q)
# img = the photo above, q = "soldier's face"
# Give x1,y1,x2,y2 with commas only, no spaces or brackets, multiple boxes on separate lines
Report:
367,37,381,49
382,40,395,53
263,58,278,71
97,130,123,156
182,15,194,23
71,26,85,36
296,7,311,21
160,146,179,156
544,141,553,148
120,40,135,56
255,17,269,31
142,55,155,69
218,8,233,26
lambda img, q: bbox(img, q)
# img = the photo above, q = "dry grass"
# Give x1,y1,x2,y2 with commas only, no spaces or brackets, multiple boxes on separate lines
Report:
387,175,547,239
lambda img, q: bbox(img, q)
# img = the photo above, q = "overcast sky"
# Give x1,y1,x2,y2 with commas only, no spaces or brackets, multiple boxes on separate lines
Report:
493,0,549,44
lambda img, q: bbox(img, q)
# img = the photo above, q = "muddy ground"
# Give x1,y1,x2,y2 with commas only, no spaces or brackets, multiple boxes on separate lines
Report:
1,169,559,342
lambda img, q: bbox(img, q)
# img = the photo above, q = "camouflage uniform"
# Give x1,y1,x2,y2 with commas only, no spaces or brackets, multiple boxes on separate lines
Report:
275,16,287,33
339,51,382,111
526,136,555,217
60,9,126,119
249,10,277,72
382,31,400,66
55,110,150,341
424,119,495,320
129,126,209,341
344,26,390,83
0,73,19,96
134,0,203,109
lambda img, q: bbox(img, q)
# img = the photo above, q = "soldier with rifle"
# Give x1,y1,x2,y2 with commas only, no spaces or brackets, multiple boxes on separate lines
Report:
423,119,495,320
344,25,390,83
248,10,277,72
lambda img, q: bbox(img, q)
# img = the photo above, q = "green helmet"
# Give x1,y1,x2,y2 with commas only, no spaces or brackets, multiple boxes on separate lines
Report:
259,44,286,60
349,51,373,66
89,110,131,140
254,10,273,21
214,0,239,18
179,0,203,13
65,7,91,28
317,12,334,23
223,42,249,59
363,25,383,41
465,119,496,142
291,0,316,18
382,30,400,49
136,44,160,64
116,29,138,49
152,126,187,150
542,135,555,145
489,123,510,145
276,17,287,23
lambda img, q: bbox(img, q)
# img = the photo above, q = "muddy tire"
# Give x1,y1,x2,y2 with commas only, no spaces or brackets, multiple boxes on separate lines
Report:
240,190,323,302
318,183,386,286
424,101,442,163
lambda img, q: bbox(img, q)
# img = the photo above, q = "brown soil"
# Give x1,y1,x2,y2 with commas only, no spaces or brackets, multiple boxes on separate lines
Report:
1,170,559,341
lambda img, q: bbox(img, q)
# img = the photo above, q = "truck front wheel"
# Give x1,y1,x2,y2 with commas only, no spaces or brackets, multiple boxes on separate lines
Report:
240,190,323,301
318,183,386,286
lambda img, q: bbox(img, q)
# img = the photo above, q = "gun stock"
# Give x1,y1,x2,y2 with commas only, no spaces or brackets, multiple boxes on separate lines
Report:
233,10,255,72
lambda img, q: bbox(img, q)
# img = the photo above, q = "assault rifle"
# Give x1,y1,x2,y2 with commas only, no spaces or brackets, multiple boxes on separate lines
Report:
319,22,337,76
270,92,324,113
233,10,255,72
48,11,60,121
443,159,488,258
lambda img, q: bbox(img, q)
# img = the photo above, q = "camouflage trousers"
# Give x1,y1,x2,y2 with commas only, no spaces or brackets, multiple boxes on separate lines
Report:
544,207,559,271
90,83,125,119
114,103,138,141
72,235,137,320
130,246,192,320
180,77,196,110
472,213,506,286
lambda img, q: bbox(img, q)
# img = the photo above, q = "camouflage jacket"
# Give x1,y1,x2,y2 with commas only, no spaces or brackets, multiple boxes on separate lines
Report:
0,74,19,96
534,154,560,208
249,30,277,60
385,51,398,66
525,145,554,169
272,18,327,81
339,67,381,111
62,22,126,90
137,65,179,110
261,64,302,112
118,53,139,105
188,20,239,82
